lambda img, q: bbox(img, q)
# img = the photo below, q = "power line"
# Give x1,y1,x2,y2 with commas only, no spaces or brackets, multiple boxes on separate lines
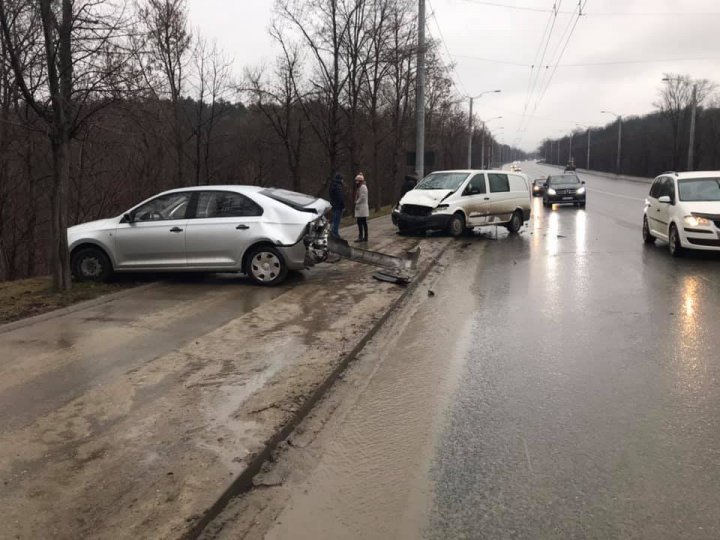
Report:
426,0,469,96
533,1,585,112
457,0,720,16
451,53,720,68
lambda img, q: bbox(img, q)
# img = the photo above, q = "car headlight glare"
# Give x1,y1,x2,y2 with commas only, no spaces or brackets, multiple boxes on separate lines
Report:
547,188,557,195
684,215,711,227
432,204,450,213
576,187,586,195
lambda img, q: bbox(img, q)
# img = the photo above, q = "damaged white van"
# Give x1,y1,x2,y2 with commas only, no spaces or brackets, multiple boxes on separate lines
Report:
392,170,531,236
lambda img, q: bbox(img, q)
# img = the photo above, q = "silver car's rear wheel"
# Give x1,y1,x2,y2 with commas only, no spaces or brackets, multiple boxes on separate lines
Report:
247,246,288,286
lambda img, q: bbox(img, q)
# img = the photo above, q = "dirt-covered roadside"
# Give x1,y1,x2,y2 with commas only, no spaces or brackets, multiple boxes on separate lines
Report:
0,217,451,539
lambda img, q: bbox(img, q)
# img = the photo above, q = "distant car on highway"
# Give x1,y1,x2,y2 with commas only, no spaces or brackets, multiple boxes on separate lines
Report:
532,177,547,197
392,169,531,236
643,171,720,256
542,173,586,208
511,161,522,172
68,186,331,286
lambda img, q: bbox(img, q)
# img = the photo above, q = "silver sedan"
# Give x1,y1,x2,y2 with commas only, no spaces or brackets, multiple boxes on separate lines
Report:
67,186,331,286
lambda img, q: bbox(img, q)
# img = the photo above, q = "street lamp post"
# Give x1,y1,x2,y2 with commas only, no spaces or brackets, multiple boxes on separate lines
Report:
467,90,501,168
601,110,622,174
576,123,592,170
480,116,502,169
689,83,697,170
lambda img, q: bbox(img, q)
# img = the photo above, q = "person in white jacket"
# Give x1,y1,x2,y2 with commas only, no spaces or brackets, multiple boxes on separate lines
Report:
354,173,369,242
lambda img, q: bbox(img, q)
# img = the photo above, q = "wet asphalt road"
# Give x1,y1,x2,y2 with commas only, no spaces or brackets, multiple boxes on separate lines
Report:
258,163,720,540
428,163,720,539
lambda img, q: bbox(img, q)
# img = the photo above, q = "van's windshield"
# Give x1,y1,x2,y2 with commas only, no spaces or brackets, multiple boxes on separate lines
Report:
416,172,469,191
678,178,720,202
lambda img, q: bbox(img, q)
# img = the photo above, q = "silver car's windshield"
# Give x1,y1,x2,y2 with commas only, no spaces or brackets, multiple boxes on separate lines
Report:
678,178,720,202
416,172,469,191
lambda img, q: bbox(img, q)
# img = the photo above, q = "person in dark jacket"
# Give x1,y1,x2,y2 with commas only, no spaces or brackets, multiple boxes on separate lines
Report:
329,173,345,237
399,174,418,200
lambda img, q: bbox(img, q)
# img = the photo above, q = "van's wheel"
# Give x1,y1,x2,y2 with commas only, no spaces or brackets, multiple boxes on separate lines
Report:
246,245,288,286
71,247,113,282
448,213,466,237
506,211,523,233
642,216,656,244
668,224,684,257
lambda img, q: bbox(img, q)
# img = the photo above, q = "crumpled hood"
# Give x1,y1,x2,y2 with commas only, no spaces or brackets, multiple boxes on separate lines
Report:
399,189,454,208
67,218,118,236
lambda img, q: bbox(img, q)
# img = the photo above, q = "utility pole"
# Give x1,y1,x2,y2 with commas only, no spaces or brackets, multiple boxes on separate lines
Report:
480,122,485,168
557,139,560,164
568,132,573,162
415,0,425,178
688,82,697,171
586,128,591,169
601,110,622,174
467,97,473,168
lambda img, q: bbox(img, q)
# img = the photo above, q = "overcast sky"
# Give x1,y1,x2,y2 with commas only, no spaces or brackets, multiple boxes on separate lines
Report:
187,0,720,152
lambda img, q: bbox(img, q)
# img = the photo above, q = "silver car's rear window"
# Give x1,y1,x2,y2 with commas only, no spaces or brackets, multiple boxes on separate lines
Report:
260,188,320,213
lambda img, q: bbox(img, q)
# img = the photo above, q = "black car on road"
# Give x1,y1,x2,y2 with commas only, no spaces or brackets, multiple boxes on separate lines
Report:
543,173,586,208
532,177,547,197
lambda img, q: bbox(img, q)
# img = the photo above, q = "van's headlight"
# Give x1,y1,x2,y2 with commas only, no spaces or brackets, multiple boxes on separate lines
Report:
432,204,450,213
684,215,711,227
547,188,557,195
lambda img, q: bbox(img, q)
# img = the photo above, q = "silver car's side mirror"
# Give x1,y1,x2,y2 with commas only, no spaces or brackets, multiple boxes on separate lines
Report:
122,213,134,223
657,195,672,204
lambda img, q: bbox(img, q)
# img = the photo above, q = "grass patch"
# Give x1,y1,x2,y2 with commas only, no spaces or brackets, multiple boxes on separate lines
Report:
340,204,395,227
0,277,139,325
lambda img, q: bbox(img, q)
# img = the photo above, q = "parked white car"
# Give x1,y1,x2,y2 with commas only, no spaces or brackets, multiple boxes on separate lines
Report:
391,169,531,236
643,171,720,256
67,186,331,285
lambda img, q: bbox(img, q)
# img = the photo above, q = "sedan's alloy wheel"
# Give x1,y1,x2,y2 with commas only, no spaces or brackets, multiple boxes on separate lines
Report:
80,256,103,278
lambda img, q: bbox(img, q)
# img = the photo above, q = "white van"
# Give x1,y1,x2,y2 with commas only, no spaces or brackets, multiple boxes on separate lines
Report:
391,169,531,236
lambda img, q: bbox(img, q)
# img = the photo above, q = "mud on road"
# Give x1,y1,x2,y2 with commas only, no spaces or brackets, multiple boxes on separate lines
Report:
0,217,450,540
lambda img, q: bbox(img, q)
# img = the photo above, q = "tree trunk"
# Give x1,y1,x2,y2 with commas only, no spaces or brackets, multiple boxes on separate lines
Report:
50,135,71,290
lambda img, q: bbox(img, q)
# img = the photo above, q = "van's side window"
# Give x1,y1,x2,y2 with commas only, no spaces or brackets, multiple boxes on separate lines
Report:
488,173,510,193
508,175,527,192
463,174,486,195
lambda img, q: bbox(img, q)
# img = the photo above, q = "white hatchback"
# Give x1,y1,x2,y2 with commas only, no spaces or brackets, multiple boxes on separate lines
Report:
643,171,720,256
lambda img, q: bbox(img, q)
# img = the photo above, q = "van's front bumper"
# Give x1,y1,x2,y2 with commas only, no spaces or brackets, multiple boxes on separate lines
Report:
392,210,452,231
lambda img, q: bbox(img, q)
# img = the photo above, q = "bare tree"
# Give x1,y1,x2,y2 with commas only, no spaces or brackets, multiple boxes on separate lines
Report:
138,0,191,185
0,0,136,289
655,73,715,169
244,34,305,192
191,36,232,185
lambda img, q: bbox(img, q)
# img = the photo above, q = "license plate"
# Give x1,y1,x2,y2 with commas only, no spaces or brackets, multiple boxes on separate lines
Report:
562,196,573,200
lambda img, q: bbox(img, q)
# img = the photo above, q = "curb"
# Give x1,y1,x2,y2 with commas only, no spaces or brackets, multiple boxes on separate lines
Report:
183,238,454,540
0,282,160,335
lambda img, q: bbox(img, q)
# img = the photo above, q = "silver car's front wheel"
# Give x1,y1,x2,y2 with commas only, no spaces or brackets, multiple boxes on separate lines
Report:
246,246,288,286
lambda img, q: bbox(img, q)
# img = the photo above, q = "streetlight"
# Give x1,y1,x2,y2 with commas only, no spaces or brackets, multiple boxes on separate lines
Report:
663,76,698,171
467,90,501,168
601,110,622,174
576,123,593,170
481,116,502,169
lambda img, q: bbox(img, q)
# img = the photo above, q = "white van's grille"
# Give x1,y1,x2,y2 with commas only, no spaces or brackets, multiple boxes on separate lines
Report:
401,204,432,217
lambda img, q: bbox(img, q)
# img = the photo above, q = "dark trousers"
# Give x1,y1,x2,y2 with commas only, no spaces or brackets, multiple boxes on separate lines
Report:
356,217,368,241
331,208,343,236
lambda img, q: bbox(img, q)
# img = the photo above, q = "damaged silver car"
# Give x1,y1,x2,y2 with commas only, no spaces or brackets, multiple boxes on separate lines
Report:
67,186,331,286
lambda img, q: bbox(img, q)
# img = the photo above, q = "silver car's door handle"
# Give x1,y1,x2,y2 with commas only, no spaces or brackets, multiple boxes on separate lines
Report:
236,224,250,230
170,227,183,233
484,197,490,200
